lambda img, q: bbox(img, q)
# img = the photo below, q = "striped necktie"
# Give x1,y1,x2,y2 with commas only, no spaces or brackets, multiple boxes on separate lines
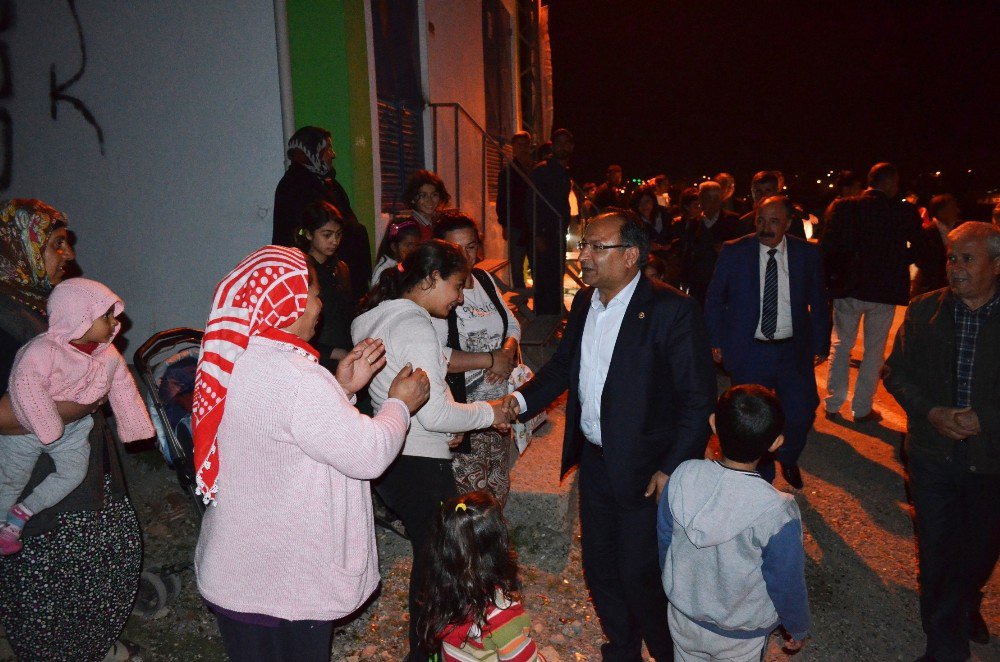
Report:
761,248,778,339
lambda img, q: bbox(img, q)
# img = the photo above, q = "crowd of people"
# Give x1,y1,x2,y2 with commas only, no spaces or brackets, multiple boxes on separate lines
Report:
0,121,996,662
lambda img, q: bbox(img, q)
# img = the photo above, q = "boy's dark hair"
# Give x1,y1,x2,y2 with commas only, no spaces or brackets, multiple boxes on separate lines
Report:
417,491,520,653
715,385,785,463
433,209,479,240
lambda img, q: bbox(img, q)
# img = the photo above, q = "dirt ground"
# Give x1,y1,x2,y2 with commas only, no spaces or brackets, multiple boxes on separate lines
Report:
2,309,998,661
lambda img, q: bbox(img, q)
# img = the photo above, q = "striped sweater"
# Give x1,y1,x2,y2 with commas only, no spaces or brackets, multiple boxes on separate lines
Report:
440,595,544,662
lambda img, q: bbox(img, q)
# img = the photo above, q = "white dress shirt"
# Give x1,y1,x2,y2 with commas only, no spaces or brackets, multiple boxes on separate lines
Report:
754,236,793,340
512,271,641,447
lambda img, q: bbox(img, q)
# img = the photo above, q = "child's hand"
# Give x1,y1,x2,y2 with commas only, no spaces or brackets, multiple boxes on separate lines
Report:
779,627,807,654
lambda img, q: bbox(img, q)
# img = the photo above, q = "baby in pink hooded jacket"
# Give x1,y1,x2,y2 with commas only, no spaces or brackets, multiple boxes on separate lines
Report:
0,278,154,554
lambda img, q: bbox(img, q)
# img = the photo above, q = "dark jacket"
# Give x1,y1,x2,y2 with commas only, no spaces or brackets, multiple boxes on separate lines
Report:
527,158,572,236
592,182,627,211
273,164,373,297
517,275,717,507
910,221,957,299
639,206,676,246
676,211,745,305
497,159,534,238
883,288,1000,474
705,235,829,381
308,256,355,373
821,189,923,305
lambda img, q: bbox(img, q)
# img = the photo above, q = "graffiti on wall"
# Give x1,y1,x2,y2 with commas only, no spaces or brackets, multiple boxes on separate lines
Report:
49,0,105,155
0,0,105,190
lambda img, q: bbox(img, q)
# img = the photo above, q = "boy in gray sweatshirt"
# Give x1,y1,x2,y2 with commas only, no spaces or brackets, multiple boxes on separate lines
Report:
657,385,810,661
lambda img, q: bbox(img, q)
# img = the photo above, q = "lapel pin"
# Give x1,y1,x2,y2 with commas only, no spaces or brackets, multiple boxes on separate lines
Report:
638,311,646,319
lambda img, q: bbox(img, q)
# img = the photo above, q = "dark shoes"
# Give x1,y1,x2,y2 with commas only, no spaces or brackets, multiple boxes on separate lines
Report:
780,463,804,489
854,409,883,424
824,409,842,422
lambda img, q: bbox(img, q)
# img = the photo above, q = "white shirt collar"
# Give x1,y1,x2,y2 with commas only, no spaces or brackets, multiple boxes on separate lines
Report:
590,271,642,312
759,235,788,256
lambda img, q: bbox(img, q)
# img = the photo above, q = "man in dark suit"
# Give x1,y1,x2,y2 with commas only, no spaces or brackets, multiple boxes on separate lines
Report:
528,128,574,316
676,180,744,305
911,193,962,299
497,131,535,289
705,196,830,487
511,211,717,661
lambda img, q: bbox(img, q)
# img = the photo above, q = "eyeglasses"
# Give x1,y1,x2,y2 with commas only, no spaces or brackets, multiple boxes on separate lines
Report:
577,241,632,252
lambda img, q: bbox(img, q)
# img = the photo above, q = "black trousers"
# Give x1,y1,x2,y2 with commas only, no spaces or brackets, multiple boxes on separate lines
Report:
375,454,457,661
908,443,1000,661
533,229,565,315
214,612,333,662
579,443,673,661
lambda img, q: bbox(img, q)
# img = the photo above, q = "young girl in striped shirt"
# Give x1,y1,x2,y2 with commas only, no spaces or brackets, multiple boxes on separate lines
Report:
418,491,545,662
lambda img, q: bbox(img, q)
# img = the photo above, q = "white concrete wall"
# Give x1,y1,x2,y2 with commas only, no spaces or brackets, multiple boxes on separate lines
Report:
5,2,283,351
425,0,514,263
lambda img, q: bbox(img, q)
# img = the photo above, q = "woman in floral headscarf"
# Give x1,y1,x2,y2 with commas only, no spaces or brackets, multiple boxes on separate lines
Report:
193,245,429,660
0,198,144,661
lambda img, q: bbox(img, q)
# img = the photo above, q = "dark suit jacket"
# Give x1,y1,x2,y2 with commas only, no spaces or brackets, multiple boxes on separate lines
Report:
517,275,716,507
676,210,746,303
705,235,830,381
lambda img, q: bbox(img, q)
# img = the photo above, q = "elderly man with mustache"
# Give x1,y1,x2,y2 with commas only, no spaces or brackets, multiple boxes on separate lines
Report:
705,195,830,489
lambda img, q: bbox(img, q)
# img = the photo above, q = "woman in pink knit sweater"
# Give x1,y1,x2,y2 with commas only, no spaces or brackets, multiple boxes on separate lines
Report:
192,246,429,661
0,277,154,555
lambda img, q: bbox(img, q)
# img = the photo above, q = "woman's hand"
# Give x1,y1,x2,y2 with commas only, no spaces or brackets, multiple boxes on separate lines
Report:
484,346,516,384
335,338,387,397
0,394,25,434
0,393,104,435
388,363,430,413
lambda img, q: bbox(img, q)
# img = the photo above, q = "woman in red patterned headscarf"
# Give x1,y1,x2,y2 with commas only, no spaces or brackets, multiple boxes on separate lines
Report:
193,245,429,660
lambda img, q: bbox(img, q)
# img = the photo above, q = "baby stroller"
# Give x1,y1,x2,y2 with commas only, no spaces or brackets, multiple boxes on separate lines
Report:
134,327,205,516
131,327,204,617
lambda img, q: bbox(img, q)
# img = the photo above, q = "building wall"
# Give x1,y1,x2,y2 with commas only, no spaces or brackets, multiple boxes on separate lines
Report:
4,2,284,348
286,0,376,259
424,0,515,262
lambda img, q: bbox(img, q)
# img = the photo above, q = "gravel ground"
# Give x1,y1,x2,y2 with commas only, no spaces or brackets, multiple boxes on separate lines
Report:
2,307,998,661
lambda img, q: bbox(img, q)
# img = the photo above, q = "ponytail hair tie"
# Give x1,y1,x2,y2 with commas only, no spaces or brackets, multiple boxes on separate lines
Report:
454,502,467,512
396,262,405,273
387,219,418,239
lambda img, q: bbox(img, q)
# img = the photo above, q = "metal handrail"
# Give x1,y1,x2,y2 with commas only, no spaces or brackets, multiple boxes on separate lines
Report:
428,102,565,220
428,101,567,300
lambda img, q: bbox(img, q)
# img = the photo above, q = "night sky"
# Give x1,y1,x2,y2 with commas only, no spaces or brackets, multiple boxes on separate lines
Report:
547,0,1000,204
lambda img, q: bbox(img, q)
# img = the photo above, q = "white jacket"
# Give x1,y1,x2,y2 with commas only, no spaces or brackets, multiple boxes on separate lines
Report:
352,299,494,459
